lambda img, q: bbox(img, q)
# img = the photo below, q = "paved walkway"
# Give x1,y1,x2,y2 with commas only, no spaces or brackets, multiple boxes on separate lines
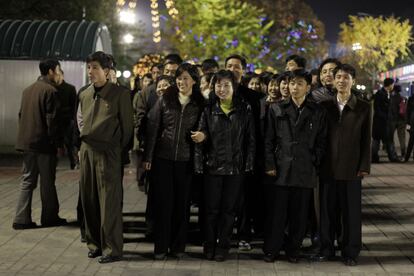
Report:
0,155,414,275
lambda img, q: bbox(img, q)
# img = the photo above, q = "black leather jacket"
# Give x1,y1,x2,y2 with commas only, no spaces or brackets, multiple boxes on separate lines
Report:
144,87,203,163
194,99,256,175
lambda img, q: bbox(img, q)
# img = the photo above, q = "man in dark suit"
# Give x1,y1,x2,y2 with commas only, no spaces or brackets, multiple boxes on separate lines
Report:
315,64,372,266
372,78,400,162
56,71,78,169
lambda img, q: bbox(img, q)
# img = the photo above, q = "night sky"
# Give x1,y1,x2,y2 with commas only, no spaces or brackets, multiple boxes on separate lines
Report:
305,0,414,43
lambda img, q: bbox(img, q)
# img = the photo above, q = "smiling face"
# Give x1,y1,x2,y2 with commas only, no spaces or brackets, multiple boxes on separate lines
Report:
248,77,262,92
164,63,179,77
215,78,234,100
87,61,108,86
334,69,354,94
320,62,337,88
267,79,279,99
288,77,310,100
279,79,290,98
176,70,196,96
156,79,171,96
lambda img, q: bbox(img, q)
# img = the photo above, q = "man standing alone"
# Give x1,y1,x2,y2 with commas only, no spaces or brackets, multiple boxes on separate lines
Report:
13,59,67,229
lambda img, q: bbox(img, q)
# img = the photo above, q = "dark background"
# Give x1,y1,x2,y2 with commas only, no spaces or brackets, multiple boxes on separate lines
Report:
305,0,414,42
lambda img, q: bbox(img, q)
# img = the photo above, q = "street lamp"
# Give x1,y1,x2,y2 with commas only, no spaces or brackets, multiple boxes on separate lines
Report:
123,33,134,44
352,42,362,51
119,10,136,24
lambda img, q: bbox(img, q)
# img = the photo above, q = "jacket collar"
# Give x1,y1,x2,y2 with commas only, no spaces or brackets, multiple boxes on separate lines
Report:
38,75,57,88
94,81,112,100
335,92,357,110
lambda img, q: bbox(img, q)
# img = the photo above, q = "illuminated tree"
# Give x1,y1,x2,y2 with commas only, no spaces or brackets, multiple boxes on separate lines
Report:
245,0,329,70
338,15,412,82
163,0,273,68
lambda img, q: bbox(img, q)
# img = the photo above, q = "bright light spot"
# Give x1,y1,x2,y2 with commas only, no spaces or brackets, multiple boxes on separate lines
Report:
352,42,362,51
123,33,134,44
119,10,136,24
116,70,122,78
406,87,410,92
123,70,131,78
356,85,361,90
361,85,366,91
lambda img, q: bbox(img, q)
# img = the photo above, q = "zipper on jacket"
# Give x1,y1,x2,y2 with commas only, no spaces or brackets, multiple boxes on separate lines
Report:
174,108,185,160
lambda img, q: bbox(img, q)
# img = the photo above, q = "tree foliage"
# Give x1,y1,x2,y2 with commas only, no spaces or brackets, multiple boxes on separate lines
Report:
338,15,413,77
245,0,329,70
163,0,273,67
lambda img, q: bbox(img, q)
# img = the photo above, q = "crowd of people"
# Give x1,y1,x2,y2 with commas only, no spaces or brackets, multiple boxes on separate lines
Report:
12,50,414,266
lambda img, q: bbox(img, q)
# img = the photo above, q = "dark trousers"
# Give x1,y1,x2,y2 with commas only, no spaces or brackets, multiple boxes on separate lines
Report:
77,182,85,238
263,185,312,257
80,143,123,257
319,178,362,259
14,152,60,225
372,123,398,161
151,158,192,254
204,174,243,250
63,120,77,168
405,130,414,160
237,173,265,242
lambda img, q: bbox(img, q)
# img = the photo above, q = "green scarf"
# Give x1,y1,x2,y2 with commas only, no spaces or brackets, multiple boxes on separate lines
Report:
220,98,233,115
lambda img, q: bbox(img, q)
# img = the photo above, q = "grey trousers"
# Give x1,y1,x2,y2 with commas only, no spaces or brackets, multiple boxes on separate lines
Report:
14,152,60,225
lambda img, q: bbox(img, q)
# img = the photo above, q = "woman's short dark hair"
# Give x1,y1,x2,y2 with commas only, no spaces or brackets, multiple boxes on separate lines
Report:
276,71,290,86
156,75,175,87
174,63,204,105
86,51,113,69
201,72,215,84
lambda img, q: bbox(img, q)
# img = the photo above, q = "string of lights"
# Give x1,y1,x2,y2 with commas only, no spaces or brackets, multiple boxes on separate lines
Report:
151,0,161,43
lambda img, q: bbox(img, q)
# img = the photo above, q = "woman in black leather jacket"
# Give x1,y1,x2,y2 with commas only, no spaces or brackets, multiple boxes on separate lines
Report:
143,63,204,260
192,70,256,262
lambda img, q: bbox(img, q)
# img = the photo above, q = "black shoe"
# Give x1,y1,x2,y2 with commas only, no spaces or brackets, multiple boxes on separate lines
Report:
88,249,102,258
214,248,228,262
203,245,215,260
12,222,37,230
42,217,67,227
311,254,335,262
263,253,276,263
98,255,121,264
343,257,357,266
170,252,187,259
154,253,167,260
287,256,300,263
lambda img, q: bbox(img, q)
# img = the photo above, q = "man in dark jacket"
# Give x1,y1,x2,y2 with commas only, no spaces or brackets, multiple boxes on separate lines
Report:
310,58,341,103
56,71,78,169
405,94,414,161
372,78,400,162
263,69,327,263
225,54,266,249
13,59,67,229
315,64,372,266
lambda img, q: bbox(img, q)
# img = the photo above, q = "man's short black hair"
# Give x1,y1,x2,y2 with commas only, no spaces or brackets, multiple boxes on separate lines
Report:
86,51,112,69
164,53,183,65
39,59,60,76
225,54,247,70
201,58,219,73
310,68,319,76
383,77,395,87
288,69,312,85
285,55,307,68
333,63,356,79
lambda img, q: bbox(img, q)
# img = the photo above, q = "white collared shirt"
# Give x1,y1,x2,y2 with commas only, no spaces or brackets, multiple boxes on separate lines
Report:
337,94,349,113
